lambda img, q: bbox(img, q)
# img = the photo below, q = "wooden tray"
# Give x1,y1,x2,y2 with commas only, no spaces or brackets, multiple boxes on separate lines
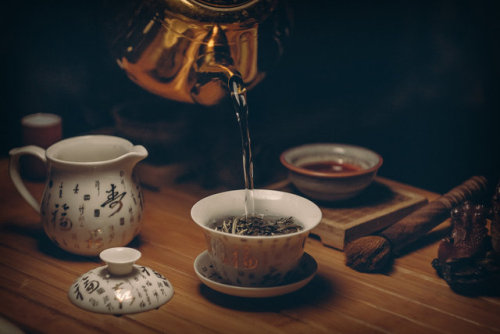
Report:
269,177,428,250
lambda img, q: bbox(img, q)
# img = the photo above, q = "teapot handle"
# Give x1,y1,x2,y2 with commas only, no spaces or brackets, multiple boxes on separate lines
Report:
9,145,46,213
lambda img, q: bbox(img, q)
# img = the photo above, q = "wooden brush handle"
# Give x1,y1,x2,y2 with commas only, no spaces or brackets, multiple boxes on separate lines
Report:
381,176,489,254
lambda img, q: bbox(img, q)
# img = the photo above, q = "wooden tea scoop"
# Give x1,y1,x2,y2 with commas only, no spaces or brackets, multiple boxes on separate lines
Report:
344,176,489,272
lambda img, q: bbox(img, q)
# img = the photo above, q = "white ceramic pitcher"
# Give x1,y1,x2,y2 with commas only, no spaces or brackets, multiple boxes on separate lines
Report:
9,135,148,256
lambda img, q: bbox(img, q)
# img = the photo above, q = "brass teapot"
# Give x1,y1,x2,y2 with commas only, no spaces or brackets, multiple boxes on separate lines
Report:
109,0,291,105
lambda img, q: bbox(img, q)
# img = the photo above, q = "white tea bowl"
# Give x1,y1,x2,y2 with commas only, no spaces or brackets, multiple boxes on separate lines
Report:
191,189,322,287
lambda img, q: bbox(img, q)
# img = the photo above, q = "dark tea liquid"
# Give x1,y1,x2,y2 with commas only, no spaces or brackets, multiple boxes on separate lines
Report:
229,76,255,217
301,161,361,173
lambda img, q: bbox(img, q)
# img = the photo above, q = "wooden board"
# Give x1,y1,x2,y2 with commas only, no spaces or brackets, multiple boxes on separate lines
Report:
270,177,428,250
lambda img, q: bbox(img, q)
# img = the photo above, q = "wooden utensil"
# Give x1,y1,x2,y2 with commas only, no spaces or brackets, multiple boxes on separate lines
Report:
344,176,489,272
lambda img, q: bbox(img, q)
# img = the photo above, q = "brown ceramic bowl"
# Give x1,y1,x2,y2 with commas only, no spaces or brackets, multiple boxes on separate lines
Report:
280,143,383,201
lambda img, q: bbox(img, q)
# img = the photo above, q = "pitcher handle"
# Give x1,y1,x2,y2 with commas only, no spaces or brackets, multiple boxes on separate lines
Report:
9,145,46,213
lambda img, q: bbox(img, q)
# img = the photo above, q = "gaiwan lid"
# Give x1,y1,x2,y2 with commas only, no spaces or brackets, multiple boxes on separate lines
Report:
68,247,174,315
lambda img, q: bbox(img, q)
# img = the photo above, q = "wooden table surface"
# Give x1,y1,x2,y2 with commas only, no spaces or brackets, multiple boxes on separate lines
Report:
0,158,499,334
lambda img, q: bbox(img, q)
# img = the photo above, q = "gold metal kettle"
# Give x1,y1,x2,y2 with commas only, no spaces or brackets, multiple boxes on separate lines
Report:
110,0,291,105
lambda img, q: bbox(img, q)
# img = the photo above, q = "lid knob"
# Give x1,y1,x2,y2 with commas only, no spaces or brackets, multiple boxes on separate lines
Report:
99,247,142,276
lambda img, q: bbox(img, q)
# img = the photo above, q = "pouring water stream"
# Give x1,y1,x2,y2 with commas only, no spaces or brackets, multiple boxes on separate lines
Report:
229,75,255,218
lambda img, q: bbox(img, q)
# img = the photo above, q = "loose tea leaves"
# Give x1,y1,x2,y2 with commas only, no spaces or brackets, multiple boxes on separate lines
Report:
210,215,303,236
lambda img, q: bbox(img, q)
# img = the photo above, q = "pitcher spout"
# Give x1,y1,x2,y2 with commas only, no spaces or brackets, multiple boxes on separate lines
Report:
123,145,148,166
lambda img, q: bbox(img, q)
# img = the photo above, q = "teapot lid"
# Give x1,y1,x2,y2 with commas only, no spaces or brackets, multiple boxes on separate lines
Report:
190,0,259,9
162,0,278,23
68,247,174,315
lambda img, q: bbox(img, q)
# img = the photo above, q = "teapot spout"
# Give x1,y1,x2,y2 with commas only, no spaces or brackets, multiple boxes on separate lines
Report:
190,25,238,105
123,145,148,166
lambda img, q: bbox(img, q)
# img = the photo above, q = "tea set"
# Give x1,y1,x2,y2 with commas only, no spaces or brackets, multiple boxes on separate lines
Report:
8,0,383,314
9,129,382,313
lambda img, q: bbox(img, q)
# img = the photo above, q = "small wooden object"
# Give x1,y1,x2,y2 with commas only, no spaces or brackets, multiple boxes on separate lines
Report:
271,177,428,250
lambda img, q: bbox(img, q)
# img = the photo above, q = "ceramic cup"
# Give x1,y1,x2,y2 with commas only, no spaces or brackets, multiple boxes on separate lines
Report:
191,189,322,287
280,143,383,201
21,113,62,180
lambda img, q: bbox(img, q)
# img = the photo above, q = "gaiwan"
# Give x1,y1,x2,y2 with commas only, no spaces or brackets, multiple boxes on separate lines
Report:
191,189,322,287
9,135,148,256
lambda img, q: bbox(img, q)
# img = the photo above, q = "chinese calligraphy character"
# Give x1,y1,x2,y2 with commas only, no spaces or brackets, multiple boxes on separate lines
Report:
101,184,126,217
59,203,72,231
82,276,100,294
73,284,83,301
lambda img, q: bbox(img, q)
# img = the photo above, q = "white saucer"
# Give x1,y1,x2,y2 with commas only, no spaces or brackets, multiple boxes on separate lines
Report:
194,251,317,298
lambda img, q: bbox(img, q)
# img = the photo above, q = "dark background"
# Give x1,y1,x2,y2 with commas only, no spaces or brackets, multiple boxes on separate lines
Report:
1,0,499,193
